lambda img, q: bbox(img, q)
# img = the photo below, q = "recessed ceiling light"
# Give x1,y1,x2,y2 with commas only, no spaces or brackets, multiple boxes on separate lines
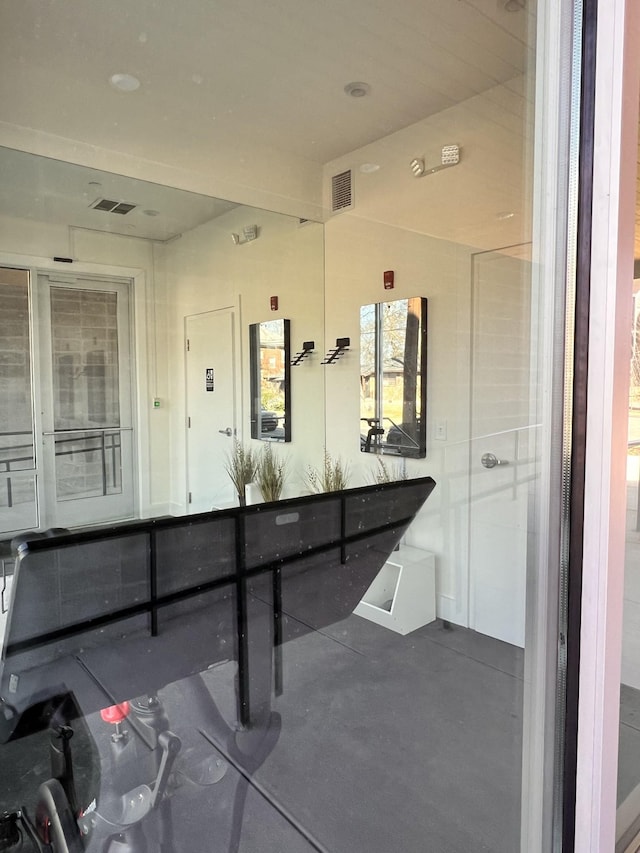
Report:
344,81,371,98
359,163,380,173
109,73,141,92
143,209,160,217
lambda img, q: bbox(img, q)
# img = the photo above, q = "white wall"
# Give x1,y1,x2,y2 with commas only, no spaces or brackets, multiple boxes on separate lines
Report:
320,77,533,630
161,206,325,512
323,213,473,626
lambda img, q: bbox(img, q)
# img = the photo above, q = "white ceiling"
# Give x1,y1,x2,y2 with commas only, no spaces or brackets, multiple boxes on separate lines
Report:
0,147,237,241
0,0,537,243
0,0,531,163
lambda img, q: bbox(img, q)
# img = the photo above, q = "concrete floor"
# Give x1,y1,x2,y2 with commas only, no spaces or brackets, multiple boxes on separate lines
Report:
258,615,525,853
0,614,525,853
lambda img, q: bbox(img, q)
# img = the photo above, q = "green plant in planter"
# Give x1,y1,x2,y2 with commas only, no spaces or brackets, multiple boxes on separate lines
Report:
225,440,257,506
307,450,350,493
372,456,408,484
256,444,286,502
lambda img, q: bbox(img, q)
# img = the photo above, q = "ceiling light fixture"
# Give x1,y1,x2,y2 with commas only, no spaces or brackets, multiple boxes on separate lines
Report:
410,145,461,178
231,225,259,245
360,163,380,174
344,81,371,98
109,73,141,92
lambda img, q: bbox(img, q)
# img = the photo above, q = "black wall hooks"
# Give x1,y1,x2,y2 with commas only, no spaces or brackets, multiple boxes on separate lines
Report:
291,341,315,366
322,337,350,365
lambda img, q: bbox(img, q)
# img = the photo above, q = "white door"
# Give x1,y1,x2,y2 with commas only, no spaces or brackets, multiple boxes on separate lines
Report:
468,246,534,648
186,308,238,512
38,274,135,528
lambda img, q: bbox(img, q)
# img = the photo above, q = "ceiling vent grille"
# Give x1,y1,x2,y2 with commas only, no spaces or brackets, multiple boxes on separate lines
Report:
90,198,137,215
331,170,353,213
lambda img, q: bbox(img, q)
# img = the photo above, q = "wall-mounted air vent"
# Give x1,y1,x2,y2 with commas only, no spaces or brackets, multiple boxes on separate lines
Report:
90,198,137,215
331,170,353,213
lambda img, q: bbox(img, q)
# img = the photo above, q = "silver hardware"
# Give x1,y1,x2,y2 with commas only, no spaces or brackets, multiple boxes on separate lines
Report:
481,452,509,469
42,427,133,435
218,427,232,436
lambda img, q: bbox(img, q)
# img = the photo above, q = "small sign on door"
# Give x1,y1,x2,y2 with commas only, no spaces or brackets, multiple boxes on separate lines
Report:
206,368,214,391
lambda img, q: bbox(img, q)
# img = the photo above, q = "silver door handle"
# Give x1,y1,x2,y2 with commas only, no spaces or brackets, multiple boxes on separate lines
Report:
218,428,233,437
481,452,509,469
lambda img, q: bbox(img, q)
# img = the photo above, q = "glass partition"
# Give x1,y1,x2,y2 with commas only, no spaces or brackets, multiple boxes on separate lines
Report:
0,148,325,523
0,1,578,851
616,290,640,845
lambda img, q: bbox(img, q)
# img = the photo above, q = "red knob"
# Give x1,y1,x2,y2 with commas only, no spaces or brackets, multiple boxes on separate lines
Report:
100,702,130,724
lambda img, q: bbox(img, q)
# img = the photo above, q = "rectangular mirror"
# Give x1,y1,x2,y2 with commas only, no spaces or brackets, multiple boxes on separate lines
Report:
250,318,291,442
360,297,427,458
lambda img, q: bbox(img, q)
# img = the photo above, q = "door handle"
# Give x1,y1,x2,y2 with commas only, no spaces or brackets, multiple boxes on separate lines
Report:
481,452,509,469
218,427,233,437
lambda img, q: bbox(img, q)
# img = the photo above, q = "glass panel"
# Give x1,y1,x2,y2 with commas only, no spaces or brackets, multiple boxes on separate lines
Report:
54,429,122,501
0,268,38,535
0,472,38,533
0,268,34,473
50,287,120,430
49,287,123,503
616,287,640,844
0,0,576,849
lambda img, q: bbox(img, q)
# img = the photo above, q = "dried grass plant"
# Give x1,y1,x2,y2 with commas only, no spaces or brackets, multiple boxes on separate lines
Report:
372,456,408,484
307,451,350,493
256,444,286,502
225,441,257,505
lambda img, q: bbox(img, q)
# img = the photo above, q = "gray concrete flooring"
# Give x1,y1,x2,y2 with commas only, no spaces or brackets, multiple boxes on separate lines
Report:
250,615,525,853
6,612,639,852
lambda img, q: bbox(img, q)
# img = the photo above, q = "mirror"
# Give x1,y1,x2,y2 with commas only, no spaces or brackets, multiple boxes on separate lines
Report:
0,146,324,524
249,319,291,442
360,297,427,458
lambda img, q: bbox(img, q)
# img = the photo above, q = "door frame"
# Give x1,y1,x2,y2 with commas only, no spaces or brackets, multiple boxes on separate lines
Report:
37,272,135,528
0,252,149,527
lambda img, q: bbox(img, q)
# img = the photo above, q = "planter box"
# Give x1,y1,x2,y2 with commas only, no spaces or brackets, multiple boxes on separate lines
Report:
354,545,436,635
